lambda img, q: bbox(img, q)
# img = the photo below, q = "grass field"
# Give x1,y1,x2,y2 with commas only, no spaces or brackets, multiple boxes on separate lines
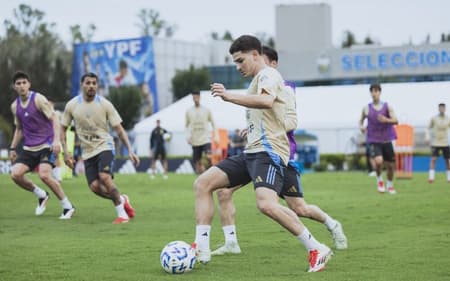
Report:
1,172,449,281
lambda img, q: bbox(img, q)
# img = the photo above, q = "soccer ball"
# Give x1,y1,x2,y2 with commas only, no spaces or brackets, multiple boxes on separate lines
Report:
160,241,196,274
163,132,172,141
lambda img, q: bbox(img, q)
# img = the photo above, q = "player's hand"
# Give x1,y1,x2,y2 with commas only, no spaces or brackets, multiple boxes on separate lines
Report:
359,125,366,134
377,114,389,123
187,138,192,145
211,83,228,100
51,141,61,155
9,150,17,163
129,152,140,167
63,153,75,169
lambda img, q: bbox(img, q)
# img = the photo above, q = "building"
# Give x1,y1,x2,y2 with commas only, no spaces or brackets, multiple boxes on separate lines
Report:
275,3,450,86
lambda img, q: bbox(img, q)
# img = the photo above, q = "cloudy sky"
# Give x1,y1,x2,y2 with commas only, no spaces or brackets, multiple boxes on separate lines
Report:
1,0,449,47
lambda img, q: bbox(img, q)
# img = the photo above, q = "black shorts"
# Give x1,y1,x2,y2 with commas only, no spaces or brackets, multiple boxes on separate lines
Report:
431,146,450,159
15,148,56,171
84,150,115,185
368,142,395,162
280,163,303,198
192,143,211,163
152,146,166,160
216,151,285,195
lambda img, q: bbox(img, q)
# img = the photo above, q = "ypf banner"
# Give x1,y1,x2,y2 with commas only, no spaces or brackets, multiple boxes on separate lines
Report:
72,36,158,112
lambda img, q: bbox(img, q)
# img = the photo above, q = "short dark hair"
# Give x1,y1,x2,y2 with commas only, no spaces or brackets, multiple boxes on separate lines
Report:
438,103,446,107
12,71,30,84
191,91,200,96
119,59,127,69
81,72,98,83
262,46,278,63
229,35,262,55
369,83,381,92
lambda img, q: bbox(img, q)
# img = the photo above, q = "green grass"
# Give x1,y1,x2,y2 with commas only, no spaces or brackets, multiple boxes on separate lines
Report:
1,172,449,281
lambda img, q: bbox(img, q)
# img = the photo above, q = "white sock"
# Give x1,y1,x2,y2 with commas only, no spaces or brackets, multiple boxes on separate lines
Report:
323,215,337,231
429,170,435,180
195,225,211,250
60,197,73,209
377,176,384,183
223,225,238,244
115,201,128,219
387,181,394,188
32,185,47,198
447,170,450,181
297,227,322,251
53,167,62,182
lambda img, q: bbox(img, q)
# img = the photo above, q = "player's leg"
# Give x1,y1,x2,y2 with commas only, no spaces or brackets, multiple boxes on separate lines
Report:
443,147,450,182
161,148,168,179
282,166,347,249
211,186,242,255
10,151,49,215
428,147,438,183
194,154,249,263
249,153,332,272
37,154,75,219
383,143,396,194
369,143,385,192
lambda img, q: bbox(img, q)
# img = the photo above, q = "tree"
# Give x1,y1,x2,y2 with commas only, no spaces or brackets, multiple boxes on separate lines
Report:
107,86,142,131
69,23,96,44
363,35,375,45
255,32,276,48
136,9,177,38
0,4,71,147
342,30,357,48
171,65,211,100
222,30,233,41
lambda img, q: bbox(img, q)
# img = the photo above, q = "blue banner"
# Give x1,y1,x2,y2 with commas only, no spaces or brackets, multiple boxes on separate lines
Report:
72,36,158,113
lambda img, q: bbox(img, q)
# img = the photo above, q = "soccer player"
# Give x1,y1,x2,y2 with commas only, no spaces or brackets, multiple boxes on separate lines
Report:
60,72,139,224
185,91,217,174
149,119,169,179
211,46,347,257
193,35,332,272
426,103,450,183
9,71,75,219
359,83,398,194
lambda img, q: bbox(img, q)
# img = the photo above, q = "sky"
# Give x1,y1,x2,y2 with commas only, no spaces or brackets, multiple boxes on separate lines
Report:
1,0,449,47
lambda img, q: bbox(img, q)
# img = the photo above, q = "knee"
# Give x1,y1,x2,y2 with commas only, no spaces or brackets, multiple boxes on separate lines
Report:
256,200,275,217
193,176,209,194
39,173,52,183
10,170,23,182
292,205,309,217
216,189,232,203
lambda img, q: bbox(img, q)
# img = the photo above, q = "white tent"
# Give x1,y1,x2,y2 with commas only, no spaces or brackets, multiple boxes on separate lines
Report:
133,81,450,156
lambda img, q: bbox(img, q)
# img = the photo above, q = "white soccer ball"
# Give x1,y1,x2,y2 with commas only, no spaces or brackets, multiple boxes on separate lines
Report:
163,132,172,141
160,241,196,274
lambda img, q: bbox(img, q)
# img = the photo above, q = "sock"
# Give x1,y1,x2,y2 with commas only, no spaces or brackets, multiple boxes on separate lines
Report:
429,170,435,180
377,176,384,183
323,215,337,231
53,167,62,182
195,225,211,250
223,225,238,244
297,227,322,251
60,197,73,210
32,185,47,198
115,201,128,219
387,181,394,188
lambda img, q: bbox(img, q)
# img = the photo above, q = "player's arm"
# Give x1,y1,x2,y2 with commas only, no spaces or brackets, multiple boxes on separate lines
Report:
113,123,140,167
60,104,75,168
425,118,434,143
211,83,275,109
9,103,22,161
185,111,192,144
359,106,368,133
379,105,398,124
36,94,61,154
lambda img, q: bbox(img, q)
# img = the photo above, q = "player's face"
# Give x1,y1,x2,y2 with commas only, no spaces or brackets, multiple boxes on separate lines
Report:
81,77,98,101
370,89,381,102
232,51,257,77
439,105,445,114
192,95,200,106
13,78,30,97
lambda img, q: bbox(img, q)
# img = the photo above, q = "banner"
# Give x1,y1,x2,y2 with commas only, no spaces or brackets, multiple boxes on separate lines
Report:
72,36,158,113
